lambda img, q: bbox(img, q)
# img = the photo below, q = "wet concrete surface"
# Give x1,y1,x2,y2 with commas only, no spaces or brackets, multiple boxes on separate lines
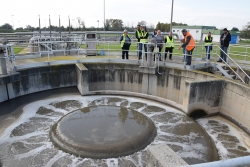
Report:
197,116,250,159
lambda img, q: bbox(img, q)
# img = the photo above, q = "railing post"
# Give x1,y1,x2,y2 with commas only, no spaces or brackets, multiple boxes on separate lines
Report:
0,47,7,75
10,45,15,73
5,46,12,73
142,43,144,65
184,48,187,69
108,41,110,57
245,47,248,61
47,42,50,62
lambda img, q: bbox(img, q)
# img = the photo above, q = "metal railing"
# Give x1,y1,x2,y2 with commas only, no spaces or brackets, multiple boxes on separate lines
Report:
181,155,250,167
1,40,250,82
212,45,250,83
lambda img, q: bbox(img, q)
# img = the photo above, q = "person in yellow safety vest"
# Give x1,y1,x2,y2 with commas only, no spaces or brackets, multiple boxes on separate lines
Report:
135,25,142,43
204,32,213,61
165,32,175,60
139,26,149,60
135,25,142,57
178,29,196,65
119,29,131,59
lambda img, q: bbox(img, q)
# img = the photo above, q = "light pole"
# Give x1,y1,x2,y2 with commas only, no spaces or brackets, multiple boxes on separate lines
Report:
104,0,106,46
97,20,99,31
104,0,105,31
170,0,174,33
11,15,14,30
44,19,46,31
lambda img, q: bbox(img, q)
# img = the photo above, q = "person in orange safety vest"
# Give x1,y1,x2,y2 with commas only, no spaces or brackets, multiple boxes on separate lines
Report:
178,29,196,65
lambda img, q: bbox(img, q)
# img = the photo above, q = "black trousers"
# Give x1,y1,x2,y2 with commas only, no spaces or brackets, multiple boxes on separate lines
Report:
185,49,194,65
122,45,130,59
165,47,173,59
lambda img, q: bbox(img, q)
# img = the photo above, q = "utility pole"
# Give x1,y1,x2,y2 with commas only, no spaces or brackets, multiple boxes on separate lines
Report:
39,15,41,38
49,15,51,37
59,15,61,40
68,16,71,34
104,0,106,47
170,0,174,33
44,19,46,31
11,15,14,30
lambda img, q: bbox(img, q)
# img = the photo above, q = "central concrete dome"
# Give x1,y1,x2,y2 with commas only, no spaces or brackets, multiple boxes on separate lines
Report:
50,105,157,159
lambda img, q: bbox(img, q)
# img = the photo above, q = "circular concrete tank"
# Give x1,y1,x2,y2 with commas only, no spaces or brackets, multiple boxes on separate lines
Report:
50,105,157,158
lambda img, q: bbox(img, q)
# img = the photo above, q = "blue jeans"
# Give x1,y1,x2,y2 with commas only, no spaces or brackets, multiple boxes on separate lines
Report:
220,45,228,62
138,43,142,59
184,49,193,65
139,43,147,60
205,46,212,60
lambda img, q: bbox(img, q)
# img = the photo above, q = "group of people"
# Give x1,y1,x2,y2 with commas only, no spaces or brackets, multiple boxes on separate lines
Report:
120,25,175,61
119,25,231,65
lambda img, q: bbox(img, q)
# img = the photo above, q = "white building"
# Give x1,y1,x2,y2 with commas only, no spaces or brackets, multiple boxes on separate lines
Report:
172,26,216,41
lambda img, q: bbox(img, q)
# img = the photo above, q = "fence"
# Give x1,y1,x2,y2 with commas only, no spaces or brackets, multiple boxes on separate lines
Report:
1,40,250,80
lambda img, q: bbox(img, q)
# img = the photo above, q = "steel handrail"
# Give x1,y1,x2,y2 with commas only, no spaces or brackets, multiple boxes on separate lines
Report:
213,45,247,83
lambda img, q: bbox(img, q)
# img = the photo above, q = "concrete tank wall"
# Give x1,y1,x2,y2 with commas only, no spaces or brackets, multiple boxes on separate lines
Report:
85,63,216,96
221,81,250,134
4,65,77,99
0,62,249,134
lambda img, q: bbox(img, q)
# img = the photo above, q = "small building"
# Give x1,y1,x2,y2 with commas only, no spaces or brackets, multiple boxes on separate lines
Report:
172,26,216,41
202,30,241,44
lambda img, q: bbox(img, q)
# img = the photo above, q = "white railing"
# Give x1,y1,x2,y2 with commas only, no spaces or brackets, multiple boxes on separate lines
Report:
181,155,250,167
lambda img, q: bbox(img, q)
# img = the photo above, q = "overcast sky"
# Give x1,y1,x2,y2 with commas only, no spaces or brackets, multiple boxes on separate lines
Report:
0,0,249,30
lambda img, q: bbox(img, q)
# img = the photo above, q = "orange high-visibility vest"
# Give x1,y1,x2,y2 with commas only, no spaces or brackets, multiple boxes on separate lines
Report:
184,32,196,51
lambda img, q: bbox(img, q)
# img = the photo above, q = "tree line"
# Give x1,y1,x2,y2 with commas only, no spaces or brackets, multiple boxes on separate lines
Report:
1,18,249,38
240,22,250,39
0,17,189,33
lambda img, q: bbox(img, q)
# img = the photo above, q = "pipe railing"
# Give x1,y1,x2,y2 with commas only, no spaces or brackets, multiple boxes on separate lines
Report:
213,45,250,83
181,155,250,167
2,40,250,80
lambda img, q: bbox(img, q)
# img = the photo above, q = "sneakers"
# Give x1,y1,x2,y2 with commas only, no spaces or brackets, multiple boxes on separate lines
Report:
217,60,222,62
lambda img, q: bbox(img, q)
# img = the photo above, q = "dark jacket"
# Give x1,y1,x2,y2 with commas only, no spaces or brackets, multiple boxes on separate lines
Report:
220,32,231,47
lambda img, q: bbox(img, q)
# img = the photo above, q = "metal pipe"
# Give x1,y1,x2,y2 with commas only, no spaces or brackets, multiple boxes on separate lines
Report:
181,155,250,167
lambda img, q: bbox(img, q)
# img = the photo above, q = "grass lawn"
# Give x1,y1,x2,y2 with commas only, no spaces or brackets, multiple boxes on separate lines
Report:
14,47,24,54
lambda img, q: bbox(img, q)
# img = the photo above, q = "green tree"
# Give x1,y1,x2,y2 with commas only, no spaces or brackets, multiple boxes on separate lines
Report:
105,19,112,31
111,19,123,31
0,23,13,31
231,27,239,31
240,22,250,39
156,22,188,32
